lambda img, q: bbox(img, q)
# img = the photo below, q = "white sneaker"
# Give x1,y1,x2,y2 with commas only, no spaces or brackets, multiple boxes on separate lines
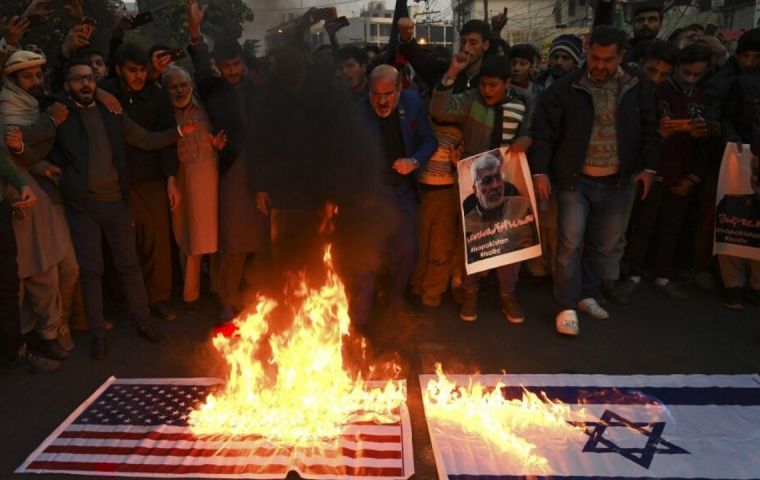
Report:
578,297,609,319
555,310,579,336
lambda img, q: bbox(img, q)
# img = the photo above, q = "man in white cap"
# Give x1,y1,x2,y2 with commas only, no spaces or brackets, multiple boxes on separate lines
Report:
0,49,75,361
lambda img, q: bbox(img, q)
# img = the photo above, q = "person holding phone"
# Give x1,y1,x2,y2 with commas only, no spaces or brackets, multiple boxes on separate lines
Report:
621,45,714,302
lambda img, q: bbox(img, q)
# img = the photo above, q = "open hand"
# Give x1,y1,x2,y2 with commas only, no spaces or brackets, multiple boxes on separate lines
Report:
1,16,31,47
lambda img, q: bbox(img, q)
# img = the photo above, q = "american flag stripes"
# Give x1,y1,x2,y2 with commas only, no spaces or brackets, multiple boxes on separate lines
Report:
18,377,414,479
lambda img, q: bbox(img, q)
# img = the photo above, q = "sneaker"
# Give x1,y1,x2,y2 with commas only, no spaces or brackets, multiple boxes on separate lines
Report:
137,324,168,344
150,302,178,321
40,338,69,360
501,294,525,324
555,310,579,336
58,324,75,351
459,290,478,322
22,350,62,373
725,287,745,310
693,271,716,292
654,281,688,300
578,297,609,319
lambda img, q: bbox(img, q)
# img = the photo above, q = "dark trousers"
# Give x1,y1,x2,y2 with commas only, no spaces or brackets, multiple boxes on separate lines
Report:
128,181,172,304
66,199,152,338
0,202,23,361
627,181,690,280
348,185,418,326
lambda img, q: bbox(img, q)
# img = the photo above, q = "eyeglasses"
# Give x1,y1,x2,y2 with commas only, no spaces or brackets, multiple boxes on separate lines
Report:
67,74,96,84
476,172,502,186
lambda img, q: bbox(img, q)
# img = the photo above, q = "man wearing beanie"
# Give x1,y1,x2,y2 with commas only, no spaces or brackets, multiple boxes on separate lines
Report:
536,34,583,89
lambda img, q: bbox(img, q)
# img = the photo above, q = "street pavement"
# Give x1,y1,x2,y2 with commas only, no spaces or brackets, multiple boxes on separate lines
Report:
2,278,759,480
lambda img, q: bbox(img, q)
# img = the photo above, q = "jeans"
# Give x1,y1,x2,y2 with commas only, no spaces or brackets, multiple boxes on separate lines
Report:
555,176,634,310
66,199,153,338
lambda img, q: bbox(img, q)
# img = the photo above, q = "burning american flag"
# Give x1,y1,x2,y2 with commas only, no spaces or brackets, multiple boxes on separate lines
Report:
17,376,414,479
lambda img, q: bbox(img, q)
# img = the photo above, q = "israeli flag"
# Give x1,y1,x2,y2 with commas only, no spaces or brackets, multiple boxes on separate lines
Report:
419,374,760,479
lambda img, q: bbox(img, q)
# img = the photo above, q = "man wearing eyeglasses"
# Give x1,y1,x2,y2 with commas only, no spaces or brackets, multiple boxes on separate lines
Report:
25,58,197,360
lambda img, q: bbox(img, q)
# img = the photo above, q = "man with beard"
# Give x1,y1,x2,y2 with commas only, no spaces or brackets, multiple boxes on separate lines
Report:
0,50,74,361
535,35,583,90
26,59,196,360
187,0,268,322
100,43,181,322
624,2,663,64
530,26,659,336
162,65,226,314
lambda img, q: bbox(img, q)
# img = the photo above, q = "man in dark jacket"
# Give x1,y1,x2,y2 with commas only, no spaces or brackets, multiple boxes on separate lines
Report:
100,43,180,321
530,26,659,336
187,0,267,322
39,59,195,359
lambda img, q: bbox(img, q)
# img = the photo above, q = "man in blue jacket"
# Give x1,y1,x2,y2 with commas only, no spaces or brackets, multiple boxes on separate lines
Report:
352,65,437,327
530,26,659,336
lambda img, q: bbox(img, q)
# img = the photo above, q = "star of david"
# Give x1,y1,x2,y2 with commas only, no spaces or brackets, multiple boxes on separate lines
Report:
568,409,689,469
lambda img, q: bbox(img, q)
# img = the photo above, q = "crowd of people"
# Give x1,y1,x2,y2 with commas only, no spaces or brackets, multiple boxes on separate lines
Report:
0,0,758,374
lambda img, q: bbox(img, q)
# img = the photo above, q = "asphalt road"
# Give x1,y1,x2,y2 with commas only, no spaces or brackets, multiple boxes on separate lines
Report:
2,278,759,480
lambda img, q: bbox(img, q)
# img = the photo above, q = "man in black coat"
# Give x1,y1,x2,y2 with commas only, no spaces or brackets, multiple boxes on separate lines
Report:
530,26,659,336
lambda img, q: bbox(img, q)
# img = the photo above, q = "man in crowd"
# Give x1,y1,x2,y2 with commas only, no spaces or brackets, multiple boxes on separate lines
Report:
637,40,679,87
187,0,268,321
510,44,543,97
101,43,180,322
397,17,492,93
624,2,663,63
535,34,583,90
336,46,368,99
34,59,196,359
351,64,436,325
530,26,659,336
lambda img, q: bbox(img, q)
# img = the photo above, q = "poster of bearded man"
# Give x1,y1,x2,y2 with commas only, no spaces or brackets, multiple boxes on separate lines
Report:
457,148,541,275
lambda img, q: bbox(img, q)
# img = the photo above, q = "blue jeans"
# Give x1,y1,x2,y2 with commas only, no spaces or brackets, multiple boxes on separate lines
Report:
66,199,153,338
554,176,634,311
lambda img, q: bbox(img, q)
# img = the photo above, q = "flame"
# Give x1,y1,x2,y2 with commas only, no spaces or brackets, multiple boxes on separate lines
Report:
189,245,405,445
424,364,583,472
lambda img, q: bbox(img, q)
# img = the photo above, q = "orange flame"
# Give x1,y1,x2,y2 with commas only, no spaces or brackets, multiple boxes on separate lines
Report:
424,364,584,472
189,245,405,446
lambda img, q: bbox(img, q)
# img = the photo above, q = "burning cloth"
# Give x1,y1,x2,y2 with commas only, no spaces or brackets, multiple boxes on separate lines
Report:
420,372,760,479
17,376,414,479
457,148,541,275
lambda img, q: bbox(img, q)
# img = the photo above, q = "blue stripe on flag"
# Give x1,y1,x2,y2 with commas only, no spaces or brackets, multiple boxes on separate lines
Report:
500,386,760,406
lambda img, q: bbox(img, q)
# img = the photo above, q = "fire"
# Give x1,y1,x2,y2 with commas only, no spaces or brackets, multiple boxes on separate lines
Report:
423,364,583,472
189,246,405,445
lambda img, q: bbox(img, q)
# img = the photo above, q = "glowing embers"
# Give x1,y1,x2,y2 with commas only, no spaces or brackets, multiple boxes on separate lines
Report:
189,246,405,447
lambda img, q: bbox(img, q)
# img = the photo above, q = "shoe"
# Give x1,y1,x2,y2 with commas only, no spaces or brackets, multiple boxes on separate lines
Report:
91,336,107,360
137,324,168,344
578,297,609,320
748,289,760,307
150,302,178,321
459,290,478,321
556,310,579,336
603,279,635,305
501,294,525,324
725,287,745,310
693,271,716,292
654,281,688,300
22,349,62,373
58,324,75,351
40,338,69,360
184,300,200,315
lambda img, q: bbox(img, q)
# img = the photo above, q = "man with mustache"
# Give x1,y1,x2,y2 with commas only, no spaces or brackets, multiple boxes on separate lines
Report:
25,58,196,360
623,2,663,64
530,26,659,336
535,35,583,90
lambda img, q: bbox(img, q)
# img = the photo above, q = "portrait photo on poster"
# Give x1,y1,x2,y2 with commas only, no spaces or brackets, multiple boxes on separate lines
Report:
714,143,760,261
457,148,542,275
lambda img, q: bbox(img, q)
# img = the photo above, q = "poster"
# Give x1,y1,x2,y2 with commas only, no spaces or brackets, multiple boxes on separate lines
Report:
457,148,541,275
713,143,760,261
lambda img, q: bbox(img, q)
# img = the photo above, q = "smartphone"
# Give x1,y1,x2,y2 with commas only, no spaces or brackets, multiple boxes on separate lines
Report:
313,7,337,22
130,11,154,28
81,16,96,39
704,23,719,36
161,48,187,62
662,118,692,132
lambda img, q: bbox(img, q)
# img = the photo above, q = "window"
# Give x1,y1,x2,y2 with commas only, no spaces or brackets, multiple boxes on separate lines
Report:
379,23,391,36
